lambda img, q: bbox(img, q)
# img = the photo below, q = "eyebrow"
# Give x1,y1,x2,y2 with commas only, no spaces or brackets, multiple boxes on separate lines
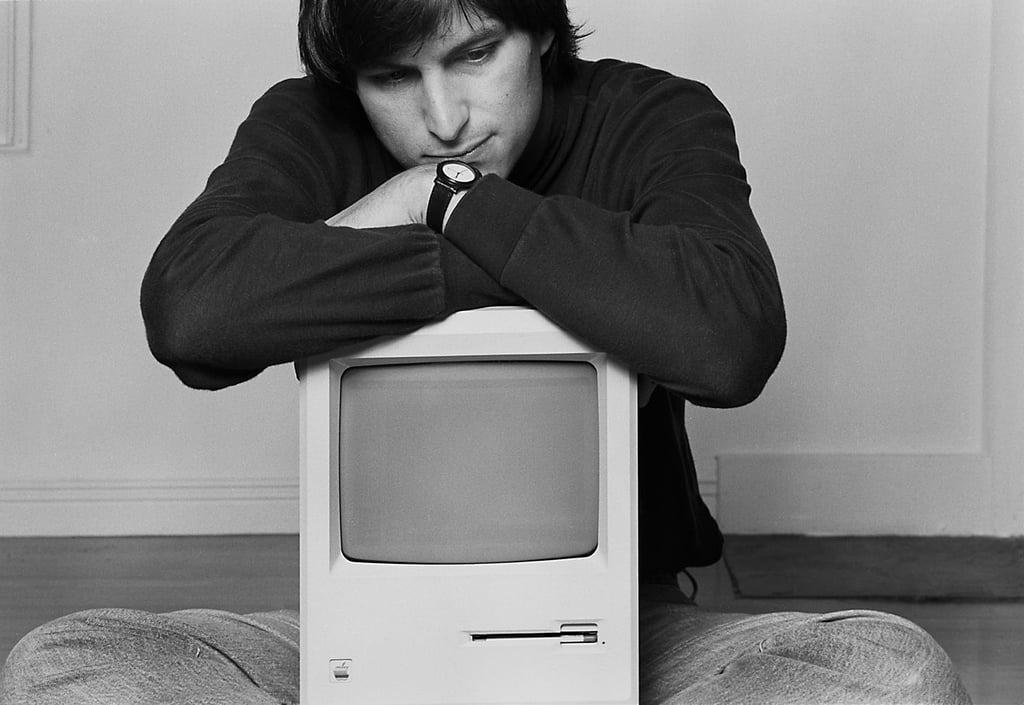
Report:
442,21,507,58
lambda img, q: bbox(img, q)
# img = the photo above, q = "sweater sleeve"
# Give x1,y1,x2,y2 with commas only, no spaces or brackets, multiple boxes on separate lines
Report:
141,80,514,390
443,74,786,408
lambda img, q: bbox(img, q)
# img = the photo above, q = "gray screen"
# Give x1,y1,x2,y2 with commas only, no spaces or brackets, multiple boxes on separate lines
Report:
338,361,600,564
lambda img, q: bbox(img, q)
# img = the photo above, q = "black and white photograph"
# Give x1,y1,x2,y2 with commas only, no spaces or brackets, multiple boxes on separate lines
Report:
1,1,1021,703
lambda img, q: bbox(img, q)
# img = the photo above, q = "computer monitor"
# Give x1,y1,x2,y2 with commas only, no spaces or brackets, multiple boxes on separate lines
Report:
299,306,638,705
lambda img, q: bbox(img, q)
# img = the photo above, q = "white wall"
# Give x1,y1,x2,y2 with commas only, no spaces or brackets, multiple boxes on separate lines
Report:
1,0,304,534
982,0,1024,537
1,1,1019,536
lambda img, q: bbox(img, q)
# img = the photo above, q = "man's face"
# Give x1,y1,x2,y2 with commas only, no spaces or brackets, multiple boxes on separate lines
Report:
355,12,554,178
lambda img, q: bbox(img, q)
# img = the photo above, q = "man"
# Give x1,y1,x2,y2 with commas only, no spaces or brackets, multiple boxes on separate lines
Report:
1,1,970,703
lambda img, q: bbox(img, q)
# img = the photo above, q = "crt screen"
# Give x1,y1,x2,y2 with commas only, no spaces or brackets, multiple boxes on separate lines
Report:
338,360,600,564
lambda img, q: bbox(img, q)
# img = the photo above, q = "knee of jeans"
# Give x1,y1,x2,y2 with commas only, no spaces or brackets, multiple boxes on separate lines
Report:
815,608,942,657
2,610,98,700
5,609,108,666
6,609,160,674
804,609,969,703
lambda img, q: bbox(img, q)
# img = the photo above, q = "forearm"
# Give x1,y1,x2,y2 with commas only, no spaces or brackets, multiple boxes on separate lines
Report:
443,177,786,407
141,212,448,389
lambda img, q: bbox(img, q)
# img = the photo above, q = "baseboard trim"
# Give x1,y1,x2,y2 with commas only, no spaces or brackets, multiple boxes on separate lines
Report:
717,453,996,535
8,454,993,537
0,478,299,536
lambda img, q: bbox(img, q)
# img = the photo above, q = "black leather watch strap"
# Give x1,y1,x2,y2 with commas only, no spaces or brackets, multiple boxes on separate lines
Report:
426,182,457,233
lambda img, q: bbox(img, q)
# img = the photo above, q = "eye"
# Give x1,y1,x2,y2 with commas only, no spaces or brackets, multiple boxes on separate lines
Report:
374,69,408,86
359,67,410,88
463,44,496,64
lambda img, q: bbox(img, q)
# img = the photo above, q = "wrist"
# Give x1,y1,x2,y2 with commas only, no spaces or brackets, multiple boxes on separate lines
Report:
442,190,470,232
426,160,482,233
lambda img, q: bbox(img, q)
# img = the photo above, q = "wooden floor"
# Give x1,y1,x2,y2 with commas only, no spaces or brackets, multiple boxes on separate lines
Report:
1,535,1021,704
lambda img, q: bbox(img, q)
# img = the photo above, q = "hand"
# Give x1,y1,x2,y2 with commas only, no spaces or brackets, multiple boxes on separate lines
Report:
326,164,436,229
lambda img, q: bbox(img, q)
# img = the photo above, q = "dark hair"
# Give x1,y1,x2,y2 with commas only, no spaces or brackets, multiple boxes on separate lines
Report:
298,0,583,95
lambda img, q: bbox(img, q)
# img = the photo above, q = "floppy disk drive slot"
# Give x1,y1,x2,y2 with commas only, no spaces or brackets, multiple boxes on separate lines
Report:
470,623,598,645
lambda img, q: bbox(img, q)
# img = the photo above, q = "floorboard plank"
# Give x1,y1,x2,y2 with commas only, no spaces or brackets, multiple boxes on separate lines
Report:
723,534,1024,600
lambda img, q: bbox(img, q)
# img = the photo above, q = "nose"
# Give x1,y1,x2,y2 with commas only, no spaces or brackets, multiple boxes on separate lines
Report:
421,73,468,144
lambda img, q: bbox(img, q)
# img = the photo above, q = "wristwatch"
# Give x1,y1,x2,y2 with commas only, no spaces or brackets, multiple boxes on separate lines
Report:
426,160,482,233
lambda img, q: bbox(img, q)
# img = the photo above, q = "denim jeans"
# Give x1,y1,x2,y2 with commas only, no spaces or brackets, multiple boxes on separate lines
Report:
1,599,971,705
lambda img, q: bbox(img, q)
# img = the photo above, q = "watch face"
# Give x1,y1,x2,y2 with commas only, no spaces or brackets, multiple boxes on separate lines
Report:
441,161,478,184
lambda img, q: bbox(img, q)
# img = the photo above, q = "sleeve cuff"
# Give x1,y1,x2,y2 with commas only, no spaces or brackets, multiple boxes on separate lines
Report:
442,174,543,282
438,237,519,315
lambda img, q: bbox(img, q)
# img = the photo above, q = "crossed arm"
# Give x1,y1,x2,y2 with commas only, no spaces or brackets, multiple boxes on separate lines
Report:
141,76,785,406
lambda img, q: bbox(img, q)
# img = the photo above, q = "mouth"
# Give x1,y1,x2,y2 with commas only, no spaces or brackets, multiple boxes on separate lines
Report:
425,137,490,163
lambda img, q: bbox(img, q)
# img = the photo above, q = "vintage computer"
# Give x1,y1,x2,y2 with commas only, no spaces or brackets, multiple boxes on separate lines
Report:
299,306,639,704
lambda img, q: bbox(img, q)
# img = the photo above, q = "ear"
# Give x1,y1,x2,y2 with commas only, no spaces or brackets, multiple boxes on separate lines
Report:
537,29,555,57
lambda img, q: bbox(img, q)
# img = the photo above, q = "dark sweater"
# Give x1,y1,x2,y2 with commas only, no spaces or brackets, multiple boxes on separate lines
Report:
141,58,786,573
